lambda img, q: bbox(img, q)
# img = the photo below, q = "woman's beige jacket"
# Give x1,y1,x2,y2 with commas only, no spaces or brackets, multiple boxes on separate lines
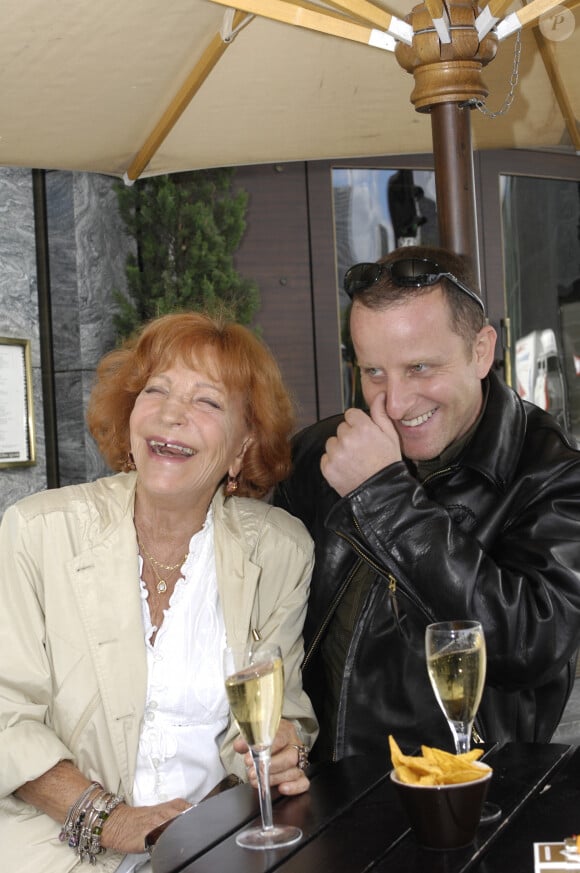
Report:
0,473,317,872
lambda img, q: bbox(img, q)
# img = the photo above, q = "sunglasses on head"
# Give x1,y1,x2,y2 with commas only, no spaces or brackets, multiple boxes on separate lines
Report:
343,257,485,312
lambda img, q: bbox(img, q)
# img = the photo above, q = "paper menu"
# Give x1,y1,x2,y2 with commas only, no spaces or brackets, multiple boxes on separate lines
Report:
534,842,580,872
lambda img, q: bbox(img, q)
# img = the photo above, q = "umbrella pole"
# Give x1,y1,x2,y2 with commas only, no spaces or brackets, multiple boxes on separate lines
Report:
394,1,498,283
430,101,480,282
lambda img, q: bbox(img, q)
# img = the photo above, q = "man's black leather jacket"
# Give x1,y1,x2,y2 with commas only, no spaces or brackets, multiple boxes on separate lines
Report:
274,371,580,760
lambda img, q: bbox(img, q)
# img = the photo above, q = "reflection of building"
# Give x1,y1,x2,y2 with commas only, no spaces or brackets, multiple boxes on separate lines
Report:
332,167,439,409
333,172,392,408
388,170,427,246
333,185,354,295
515,329,568,431
502,176,580,443
560,297,580,440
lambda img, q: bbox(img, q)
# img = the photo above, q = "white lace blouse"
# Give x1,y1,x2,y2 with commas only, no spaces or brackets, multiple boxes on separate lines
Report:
115,509,229,873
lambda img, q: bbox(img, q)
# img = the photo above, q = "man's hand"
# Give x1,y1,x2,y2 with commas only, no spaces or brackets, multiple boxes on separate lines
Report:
233,718,310,796
320,393,402,496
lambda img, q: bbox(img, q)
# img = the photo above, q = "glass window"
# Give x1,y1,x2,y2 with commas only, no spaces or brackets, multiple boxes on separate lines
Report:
501,175,580,442
331,167,438,409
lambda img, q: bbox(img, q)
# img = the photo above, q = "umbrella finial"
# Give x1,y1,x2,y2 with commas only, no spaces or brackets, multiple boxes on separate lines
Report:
395,2,498,111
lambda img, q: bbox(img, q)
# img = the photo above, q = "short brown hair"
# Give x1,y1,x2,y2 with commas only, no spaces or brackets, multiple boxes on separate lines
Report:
87,312,295,498
351,245,485,345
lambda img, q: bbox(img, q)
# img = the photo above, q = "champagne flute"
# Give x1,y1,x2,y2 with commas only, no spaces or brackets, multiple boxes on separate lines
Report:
426,620,485,754
223,643,302,849
425,620,501,823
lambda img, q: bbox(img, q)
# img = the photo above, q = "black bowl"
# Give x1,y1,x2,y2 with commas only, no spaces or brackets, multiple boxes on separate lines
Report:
390,762,492,850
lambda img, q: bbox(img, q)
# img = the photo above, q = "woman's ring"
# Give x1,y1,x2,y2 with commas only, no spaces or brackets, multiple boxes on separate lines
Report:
289,743,309,771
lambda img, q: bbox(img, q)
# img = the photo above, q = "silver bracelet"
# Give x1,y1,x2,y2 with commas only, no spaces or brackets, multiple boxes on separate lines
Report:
59,782,102,848
60,784,124,864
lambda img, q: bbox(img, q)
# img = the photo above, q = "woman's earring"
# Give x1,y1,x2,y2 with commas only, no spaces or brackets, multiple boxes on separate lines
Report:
126,452,136,472
226,475,239,495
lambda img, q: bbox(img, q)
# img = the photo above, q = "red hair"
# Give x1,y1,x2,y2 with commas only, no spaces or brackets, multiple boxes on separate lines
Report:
87,312,295,498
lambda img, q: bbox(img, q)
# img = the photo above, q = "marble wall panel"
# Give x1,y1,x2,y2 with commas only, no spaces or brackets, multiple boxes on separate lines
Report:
73,173,130,369
0,169,47,516
0,168,133,514
45,171,81,373
46,171,134,486
81,368,110,483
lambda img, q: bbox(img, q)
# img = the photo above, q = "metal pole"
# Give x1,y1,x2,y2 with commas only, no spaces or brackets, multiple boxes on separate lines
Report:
32,169,60,487
430,102,481,286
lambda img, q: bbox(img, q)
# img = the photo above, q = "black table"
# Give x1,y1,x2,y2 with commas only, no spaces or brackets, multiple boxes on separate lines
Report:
149,743,578,873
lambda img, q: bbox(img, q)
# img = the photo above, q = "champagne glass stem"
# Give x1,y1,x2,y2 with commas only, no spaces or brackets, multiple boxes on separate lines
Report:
251,747,274,833
449,721,473,754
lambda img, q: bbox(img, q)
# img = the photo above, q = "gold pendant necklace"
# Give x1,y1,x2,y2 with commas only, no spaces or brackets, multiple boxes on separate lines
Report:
148,562,169,595
138,540,188,572
138,540,188,595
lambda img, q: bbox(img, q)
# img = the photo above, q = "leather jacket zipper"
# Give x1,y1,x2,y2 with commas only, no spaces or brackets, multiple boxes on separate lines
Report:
303,559,363,670
387,574,400,626
334,520,434,626
422,464,456,485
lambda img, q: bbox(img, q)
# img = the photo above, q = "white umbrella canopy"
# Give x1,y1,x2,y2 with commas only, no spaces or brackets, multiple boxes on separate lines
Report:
0,0,578,181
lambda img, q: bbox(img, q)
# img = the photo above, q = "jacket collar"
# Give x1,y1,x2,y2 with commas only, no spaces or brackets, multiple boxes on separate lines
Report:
459,370,526,490
212,489,261,647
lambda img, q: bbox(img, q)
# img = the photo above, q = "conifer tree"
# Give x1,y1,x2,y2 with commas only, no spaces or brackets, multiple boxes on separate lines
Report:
114,168,259,339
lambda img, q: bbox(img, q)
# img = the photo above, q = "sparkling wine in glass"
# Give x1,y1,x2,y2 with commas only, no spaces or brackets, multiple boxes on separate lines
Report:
425,620,501,823
426,620,486,753
224,643,302,849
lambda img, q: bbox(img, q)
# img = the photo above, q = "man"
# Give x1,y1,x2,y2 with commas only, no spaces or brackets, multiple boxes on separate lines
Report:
274,245,580,761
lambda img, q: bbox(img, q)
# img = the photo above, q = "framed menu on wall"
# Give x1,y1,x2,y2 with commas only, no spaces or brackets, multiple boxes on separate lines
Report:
0,338,36,467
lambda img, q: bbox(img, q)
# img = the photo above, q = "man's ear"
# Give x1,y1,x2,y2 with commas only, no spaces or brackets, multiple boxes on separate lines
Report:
474,324,497,379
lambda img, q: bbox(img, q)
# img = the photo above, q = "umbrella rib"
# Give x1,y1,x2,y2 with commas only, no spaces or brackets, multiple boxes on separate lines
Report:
484,0,514,16
516,0,572,27
310,0,404,30
531,26,580,150
124,10,249,182
495,0,574,37
475,0,514,38
423,0,451,43
207,0,412,44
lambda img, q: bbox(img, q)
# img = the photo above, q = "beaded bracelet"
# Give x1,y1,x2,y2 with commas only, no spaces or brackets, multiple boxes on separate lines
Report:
78,789,124,864
59,782,102,848
60,784,124,864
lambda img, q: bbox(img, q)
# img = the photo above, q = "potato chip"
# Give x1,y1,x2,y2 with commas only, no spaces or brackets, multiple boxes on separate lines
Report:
421,745,483,771
389,735,490,786
396,764,425,784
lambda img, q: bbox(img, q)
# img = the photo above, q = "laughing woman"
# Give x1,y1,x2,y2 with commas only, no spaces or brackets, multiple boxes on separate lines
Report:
0,312,317,873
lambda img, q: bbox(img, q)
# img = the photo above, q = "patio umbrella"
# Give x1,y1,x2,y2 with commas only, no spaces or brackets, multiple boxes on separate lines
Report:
1,0,578,253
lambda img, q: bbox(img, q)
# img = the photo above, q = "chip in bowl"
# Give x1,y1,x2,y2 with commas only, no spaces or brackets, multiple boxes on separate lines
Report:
389,735,490,785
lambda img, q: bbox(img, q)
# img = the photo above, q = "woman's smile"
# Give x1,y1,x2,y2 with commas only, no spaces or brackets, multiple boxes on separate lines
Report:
147,438,196,458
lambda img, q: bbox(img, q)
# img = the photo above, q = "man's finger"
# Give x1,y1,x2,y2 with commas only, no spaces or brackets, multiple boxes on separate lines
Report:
368,392,389,428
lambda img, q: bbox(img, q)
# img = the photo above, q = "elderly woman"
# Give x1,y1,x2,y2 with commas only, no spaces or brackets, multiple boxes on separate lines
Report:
0,312,317,873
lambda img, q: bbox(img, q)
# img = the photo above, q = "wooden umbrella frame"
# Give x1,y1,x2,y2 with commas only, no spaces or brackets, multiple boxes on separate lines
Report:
123,0,579,276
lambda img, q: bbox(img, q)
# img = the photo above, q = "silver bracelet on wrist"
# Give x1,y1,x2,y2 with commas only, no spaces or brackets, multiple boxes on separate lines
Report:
60,783,124,864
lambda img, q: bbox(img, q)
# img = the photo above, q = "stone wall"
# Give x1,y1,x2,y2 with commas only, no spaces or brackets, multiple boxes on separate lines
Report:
0,169,133,516
46,171,133,487
0,169,47,512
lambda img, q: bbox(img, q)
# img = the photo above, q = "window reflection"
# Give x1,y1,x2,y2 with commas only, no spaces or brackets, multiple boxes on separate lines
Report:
332,167,438,409
501,175,580,443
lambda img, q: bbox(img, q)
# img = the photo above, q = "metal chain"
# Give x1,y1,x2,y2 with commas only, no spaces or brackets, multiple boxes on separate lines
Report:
471,29,522,118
